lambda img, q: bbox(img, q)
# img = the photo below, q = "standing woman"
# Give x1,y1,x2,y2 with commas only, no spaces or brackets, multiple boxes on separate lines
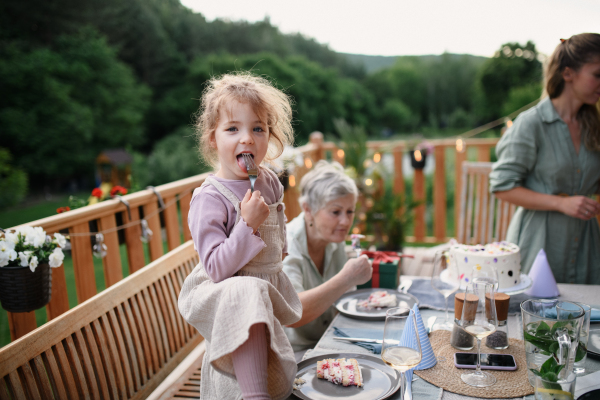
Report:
490,33,600,284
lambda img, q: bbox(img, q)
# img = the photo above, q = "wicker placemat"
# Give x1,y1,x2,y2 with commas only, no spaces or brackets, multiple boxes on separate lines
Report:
415,331,534,398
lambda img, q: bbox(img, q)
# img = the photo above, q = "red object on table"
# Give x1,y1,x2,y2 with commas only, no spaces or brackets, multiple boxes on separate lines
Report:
360,251,413,288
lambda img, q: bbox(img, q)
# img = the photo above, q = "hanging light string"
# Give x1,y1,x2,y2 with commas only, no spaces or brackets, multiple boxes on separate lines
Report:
53,187,195,238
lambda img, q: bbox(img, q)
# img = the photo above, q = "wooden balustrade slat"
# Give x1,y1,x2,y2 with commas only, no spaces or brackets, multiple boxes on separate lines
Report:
163,196,181,252
7,311,37,342
179,192,193,242
455,149,468,238
46,265,70,320
143,201,164,262
393,147,405,194
98,214,123,288
70,222,97,303
465,173,476,245
433,146,446,241
479,174,490,244
124,207,145,274
413,169,425,241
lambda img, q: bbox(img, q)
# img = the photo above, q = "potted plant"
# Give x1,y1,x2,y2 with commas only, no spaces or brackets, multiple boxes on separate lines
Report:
0,227,67,312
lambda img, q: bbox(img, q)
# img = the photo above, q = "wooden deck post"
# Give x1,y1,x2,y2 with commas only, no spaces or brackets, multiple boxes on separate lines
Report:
309,132,324,162
433,146,447,241
393,146,405,195
414,169,426,241
454,147,467,238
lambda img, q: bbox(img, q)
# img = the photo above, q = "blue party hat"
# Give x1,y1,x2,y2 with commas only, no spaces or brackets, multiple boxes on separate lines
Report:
399,304,437,397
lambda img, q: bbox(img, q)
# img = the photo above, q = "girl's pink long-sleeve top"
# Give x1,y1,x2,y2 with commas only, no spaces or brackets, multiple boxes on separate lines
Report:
187,169,287,283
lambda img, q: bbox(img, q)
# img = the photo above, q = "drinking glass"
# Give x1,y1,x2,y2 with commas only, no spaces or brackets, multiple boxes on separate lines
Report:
470,264,499,291
458,281,498,387
431,250,460,330
534,372,576,400
381,307,422,400
573,303,591,374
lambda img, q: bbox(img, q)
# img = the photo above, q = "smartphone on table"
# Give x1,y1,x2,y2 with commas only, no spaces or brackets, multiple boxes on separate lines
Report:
454,352,517,371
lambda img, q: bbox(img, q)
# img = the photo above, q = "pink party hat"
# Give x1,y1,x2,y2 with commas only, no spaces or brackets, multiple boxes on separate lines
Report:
524,248,559,298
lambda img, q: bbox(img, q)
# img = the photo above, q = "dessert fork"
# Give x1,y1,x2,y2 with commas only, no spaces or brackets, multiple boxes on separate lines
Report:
242,153,258,192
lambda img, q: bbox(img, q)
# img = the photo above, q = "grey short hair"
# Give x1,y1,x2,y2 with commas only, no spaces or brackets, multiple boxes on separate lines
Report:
298,160,358,212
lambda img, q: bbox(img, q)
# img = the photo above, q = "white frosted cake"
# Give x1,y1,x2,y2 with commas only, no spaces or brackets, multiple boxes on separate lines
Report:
448,242,521,289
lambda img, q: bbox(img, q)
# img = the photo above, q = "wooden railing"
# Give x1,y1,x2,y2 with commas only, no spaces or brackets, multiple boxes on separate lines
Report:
3,133,500,345
288,133,501,243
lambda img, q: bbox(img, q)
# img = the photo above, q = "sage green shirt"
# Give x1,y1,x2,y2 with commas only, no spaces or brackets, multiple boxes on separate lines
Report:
490,97,600,284
282,213,352,351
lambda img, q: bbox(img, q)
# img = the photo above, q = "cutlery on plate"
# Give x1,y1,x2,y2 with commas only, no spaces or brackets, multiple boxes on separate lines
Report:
242,153,258,192
333,337,383,344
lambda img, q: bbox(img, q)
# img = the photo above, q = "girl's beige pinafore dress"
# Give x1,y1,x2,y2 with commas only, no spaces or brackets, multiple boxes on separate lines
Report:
178,177,302,400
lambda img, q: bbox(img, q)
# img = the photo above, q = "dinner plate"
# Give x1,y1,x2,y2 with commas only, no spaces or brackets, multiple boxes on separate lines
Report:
292,352,401,400
335,288,419,321
586,328,600,357
578,388,600,399
439,269,532,295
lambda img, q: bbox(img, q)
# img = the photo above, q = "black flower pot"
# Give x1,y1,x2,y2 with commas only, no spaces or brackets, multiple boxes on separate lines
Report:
0,263,52,313
279,171,290,191
409,150,427,170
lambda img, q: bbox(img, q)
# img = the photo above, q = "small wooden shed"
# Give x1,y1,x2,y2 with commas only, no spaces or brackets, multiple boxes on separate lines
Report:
96,148,133,188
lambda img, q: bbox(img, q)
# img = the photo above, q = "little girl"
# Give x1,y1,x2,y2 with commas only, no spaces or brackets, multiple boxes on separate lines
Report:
178,73,302,400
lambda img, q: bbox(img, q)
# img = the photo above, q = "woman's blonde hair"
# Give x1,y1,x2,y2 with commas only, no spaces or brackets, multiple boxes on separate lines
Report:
195,72,294,168
544,33,600,151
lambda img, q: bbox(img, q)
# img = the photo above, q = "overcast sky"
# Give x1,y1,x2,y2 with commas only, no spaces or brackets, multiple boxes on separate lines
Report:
181,0,599,57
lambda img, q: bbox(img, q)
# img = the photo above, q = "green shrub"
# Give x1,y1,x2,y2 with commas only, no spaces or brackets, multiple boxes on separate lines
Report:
0,148,28,210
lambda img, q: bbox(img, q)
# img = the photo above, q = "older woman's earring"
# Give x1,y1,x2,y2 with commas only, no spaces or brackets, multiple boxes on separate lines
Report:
309,222,313,227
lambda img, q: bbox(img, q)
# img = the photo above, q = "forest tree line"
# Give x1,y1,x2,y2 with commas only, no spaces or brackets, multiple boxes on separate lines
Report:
0,0,543,207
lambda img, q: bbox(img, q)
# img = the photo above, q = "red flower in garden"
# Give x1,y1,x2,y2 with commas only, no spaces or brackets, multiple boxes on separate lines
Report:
56,206,71,214
91,188,103,198
110,186,128,197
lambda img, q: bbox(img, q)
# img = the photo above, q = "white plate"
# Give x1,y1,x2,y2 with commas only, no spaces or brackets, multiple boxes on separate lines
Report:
440,269,532,295
335,288,419,321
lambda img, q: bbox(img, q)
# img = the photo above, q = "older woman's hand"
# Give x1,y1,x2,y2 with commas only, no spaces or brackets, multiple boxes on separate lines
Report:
340,255,373,287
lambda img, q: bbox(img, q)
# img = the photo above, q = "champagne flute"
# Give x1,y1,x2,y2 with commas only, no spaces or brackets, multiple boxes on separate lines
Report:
431,250,460,330
458,281,498,387
382,307,422,400
470,264,499,291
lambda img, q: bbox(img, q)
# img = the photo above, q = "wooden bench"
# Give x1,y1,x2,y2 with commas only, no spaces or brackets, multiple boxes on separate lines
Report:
0,241,204,399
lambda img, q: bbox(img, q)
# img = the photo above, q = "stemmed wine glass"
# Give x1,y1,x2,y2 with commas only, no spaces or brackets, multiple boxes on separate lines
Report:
431,250,460,330
381,307,422,400
470,264,499,291
458,281,498,387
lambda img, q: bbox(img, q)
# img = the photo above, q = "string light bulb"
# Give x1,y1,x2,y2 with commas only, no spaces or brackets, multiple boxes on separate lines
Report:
365,178,373,186
506,120,513,128
352,227,361,234
304,158,312,169
456,138,466,153
140,219,153,243
414,149,422,162
93,233,107,258
373,153,381,163
337,149,344,159
289,175,296,187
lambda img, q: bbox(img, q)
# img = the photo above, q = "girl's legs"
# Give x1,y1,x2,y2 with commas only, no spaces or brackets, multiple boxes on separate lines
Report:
232,323,271,400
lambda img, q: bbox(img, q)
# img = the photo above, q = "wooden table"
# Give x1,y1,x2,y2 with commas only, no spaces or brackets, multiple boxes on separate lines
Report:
291,279,600,400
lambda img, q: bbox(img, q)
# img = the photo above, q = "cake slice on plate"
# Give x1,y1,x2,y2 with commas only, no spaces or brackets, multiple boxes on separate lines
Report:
317,358,363,387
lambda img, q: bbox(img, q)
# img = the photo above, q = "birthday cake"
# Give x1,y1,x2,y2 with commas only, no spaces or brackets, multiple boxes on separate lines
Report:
448,242,521,289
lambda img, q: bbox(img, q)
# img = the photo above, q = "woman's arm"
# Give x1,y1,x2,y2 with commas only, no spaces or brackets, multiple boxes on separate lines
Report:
496,187,600,220
287,255,372,328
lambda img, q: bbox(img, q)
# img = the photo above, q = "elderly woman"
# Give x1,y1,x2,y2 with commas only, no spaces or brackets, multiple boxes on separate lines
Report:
283,161,373,352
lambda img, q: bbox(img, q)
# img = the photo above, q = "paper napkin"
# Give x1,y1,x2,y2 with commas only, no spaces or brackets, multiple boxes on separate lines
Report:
398,304,437,398
525,248,560,298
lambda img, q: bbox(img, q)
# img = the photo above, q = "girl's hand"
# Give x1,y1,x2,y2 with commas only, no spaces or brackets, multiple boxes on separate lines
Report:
339,255,373,287
240,189,269,233
559,195,600,220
